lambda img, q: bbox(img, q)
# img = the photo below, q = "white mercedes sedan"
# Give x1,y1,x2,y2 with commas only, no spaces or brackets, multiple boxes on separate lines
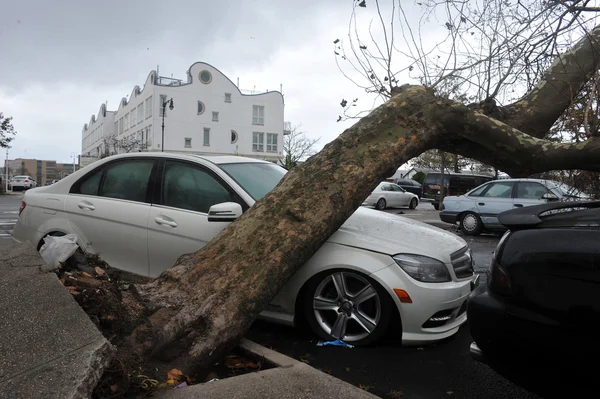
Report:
13,152,477,346
362,181,419,210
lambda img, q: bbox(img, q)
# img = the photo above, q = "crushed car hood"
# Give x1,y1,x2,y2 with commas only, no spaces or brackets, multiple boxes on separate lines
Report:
329,207,467,262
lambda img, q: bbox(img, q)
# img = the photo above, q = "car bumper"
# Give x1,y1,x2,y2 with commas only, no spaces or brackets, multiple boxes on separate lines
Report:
361,198,377,207
11,220,44,248
439,211,459,224
370,264,478,345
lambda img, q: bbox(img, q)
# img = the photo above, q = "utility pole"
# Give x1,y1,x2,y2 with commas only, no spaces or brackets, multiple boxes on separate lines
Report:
5,148,8,192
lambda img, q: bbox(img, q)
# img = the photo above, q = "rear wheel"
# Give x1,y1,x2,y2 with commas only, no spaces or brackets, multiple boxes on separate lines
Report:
460,212,483,236
409,198,418,209
303,270,392,345
376,198,387,210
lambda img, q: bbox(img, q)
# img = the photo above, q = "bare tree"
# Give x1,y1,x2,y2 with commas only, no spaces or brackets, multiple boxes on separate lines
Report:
101,135,149,158
279,125,321,170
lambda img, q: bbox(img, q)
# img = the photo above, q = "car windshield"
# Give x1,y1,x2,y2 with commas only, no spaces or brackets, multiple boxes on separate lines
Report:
219,162,287,200
548,181,586,198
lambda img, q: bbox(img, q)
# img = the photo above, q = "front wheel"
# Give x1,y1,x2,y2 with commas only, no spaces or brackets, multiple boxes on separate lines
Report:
409,198,418,209
303,270,392,346
460,212,483,236
376,198,387,210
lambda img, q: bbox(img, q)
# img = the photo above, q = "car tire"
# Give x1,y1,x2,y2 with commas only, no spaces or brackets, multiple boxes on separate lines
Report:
460,212,483,236
303,270,392,346
409,198,418,209
376,198,386,210
433,203,439,211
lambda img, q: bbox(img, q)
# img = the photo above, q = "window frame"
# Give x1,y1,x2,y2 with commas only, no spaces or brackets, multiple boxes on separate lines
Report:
184,137,192,148
252,105,265,125
252,132,264,151
212,111,219,122
159,94,167,117
152,159,248,214
69,157,159,204
266,133,278,152
203,128,210,146
225,93,232,103
480,182,514,199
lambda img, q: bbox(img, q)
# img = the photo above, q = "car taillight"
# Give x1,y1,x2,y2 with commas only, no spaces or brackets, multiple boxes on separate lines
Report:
447,188,450,196
488,259,512,296
19,201,26,216
23,179,29,182
421,187,424,195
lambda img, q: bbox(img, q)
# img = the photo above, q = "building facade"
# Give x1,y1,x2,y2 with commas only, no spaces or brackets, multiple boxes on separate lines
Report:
6,158,58,186
82,62,287,162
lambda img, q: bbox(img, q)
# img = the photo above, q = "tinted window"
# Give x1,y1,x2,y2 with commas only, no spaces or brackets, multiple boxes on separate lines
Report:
398,180,412,186
424,173,441,185
482,182,513,198
219,162,286,200
162,161,233,213
78,168,103,196
516,182,549,199
99,160,154,202
468,184,489,197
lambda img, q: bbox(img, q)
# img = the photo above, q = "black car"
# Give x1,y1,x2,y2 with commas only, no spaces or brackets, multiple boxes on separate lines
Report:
421,172,493,210
467,201,600,397
386,178,423,198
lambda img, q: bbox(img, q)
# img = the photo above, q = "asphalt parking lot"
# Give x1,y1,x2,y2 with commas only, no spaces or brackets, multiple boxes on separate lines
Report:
247,203,538,399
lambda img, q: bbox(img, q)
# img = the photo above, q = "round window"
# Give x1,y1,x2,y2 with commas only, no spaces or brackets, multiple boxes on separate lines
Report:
231,130,238,144
199,70,212,84
197,101,205,115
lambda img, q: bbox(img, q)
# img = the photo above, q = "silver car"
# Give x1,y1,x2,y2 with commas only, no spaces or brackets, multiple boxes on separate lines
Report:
439,178,591,235
362,182,419,210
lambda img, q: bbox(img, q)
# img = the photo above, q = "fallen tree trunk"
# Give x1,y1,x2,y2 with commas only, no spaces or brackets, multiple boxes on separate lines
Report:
122,84,600,376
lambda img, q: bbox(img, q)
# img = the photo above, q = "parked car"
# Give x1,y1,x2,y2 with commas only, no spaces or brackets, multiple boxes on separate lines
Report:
468,201,600,397
12,153,478,346
363,182,419,210
422,172,493,210
439,178,591,235
386,178,423,198
9,175,37,191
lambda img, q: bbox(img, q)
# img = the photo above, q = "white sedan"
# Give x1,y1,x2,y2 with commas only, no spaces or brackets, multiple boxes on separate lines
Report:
10,175,37,191
13,153,477,346
363,182,419,210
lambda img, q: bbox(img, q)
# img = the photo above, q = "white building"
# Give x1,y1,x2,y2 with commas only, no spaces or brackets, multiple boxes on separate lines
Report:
82,62,287,162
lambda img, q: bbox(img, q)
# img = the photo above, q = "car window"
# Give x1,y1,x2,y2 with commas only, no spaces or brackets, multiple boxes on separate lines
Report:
391,184,405,192
162,161,233,213
516,182,549,199
482,182,513,198
78,168,104,196
99,160,154,202
468,184,489,197
381,184,394,191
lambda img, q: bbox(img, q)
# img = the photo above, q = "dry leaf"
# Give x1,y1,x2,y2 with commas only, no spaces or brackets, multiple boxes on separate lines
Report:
95,267,106,276
82,272,93,278
110,385,118,393
167,368,184,381
304,388,311,392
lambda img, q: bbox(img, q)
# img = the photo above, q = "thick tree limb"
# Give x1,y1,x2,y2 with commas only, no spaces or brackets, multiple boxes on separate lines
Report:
502,24,600,137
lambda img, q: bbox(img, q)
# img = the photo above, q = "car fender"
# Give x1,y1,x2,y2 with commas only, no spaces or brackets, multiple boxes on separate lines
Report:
265,242,396,323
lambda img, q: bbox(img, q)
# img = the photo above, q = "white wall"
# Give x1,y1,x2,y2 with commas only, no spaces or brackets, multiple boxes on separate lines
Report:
82,62,285,161
81,104,115,156
149,62,284,161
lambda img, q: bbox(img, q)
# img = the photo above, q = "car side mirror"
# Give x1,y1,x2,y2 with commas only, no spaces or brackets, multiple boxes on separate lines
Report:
542,193,559,201
208,202,243,222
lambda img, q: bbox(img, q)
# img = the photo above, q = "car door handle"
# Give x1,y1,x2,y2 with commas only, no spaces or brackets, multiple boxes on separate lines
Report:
514,204,523,207
478,202,485,206
77,202,96,211
155,217,178,228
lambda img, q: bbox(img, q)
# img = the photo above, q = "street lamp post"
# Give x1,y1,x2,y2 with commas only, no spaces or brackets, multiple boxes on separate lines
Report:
161,98,174,152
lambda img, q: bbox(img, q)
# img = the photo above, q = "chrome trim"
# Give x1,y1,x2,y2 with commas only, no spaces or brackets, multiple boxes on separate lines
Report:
470,342,485,362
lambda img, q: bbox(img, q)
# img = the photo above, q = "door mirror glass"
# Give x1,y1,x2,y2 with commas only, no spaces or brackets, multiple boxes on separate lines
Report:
208,202,243,222
542,192,559,201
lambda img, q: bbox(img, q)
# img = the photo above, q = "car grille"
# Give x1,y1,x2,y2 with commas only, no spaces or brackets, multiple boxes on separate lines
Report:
450,247,475,279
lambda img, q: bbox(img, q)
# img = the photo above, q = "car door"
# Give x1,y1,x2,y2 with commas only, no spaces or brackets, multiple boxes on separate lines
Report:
147,159,245,277
475,181,515,228
514,181,551,208
64,158,156,276
391,184,410,206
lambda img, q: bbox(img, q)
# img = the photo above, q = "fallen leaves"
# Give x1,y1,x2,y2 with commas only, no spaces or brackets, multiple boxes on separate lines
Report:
224,355,259,370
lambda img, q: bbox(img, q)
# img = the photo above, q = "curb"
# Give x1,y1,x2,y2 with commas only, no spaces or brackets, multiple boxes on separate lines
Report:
238,338,298,368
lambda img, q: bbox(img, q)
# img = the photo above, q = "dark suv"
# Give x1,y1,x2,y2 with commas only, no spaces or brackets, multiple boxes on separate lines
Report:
467,201,600,397
422,172,493,210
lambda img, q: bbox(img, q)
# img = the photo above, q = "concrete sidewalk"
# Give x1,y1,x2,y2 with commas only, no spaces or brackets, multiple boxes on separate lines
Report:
158,339,379,399
0,241,113,399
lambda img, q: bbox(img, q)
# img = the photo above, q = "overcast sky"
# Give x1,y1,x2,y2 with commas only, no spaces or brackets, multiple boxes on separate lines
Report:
0,0,430,163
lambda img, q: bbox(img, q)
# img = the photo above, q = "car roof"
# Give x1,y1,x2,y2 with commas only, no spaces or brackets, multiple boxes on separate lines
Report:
93,152,274,166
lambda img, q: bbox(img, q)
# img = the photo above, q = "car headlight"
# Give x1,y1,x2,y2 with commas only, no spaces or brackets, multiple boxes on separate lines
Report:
392,254,451,283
